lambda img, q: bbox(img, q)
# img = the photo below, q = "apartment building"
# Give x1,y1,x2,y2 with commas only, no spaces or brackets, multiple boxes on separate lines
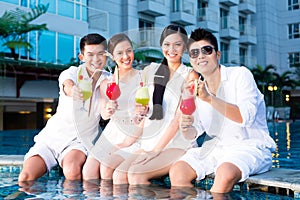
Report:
0,0,299,129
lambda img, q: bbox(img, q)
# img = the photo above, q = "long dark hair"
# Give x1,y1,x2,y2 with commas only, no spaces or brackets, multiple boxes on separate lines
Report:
149,25,187,120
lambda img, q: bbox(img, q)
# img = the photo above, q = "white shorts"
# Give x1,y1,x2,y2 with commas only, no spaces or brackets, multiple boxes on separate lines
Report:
179,144,273,182
24,139,88,172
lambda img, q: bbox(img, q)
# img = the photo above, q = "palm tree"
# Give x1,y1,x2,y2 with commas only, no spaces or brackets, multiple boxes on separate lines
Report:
0,4,48,60
250,64,277,94
271,71,298,106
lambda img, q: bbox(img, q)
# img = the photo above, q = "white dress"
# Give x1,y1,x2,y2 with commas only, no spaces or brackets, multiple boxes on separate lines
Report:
140,62,198,151
90,69,142,160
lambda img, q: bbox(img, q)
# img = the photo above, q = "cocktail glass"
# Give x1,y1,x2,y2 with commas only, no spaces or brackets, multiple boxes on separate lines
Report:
135,86,150,107
180,84,196,127
78,78,92,111
106,77,121,101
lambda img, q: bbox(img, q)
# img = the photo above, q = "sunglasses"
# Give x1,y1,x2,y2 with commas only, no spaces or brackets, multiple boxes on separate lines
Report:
189,46,215,58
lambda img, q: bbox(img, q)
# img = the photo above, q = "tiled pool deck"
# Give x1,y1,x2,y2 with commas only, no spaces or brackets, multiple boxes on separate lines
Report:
1,155,300,198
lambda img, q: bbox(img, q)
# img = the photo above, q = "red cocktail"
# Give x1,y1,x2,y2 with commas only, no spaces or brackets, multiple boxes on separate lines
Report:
106,82,121,100
180,97,196,115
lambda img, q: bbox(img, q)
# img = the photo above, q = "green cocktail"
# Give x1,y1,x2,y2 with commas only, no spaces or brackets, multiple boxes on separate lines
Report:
135,86,150,106
79,79,92,101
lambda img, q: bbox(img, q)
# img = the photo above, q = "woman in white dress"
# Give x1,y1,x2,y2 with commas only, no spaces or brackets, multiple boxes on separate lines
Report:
109,25,199,185
82,33,143,180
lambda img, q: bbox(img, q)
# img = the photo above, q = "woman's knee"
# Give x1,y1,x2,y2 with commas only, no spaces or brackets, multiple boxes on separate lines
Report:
170,162,185,180
63,164,83,180
113,170,128,184
128,172,148,185
101,165,114,179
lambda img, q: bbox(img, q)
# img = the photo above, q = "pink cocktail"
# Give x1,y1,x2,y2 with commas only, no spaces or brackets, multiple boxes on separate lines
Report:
180,97,196,115
106,82,121,100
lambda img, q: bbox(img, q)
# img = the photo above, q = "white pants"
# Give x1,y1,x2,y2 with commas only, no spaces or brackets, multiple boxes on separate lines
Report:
179,143,273,182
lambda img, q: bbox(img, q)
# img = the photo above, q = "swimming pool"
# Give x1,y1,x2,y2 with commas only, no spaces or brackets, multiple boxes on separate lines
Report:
0,166,294,199
0,121,299,199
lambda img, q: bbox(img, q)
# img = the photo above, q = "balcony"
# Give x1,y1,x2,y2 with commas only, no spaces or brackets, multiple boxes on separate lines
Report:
89,10,109,32
220,16,239,39
239,0,256,14
197,8,219,32
239,55,257,67
239,24,257,45
170,1,195,26
220,51,239,65
130,28,161,47
137,0,167,17
220,0,239,6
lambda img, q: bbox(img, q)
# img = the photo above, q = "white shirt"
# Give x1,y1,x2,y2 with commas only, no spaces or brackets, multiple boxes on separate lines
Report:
34,64,109,152
194,65,276,151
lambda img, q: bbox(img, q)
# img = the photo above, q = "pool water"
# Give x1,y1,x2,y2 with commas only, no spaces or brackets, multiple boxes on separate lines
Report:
0,121,300,199
268,121,300,169
0,166,294,199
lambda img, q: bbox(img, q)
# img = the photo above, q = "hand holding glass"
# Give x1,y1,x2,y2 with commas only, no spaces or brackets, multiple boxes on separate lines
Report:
180,83,196,129
135,85,150,119
135,86,150,106
106,76,121,112
180,86,196,115
78,78,92,111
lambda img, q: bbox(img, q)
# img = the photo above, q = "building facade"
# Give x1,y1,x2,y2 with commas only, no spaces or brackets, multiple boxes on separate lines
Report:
0,0,299,129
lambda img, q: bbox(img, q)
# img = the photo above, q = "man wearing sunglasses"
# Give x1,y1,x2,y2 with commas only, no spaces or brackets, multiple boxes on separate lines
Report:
169,28,276,194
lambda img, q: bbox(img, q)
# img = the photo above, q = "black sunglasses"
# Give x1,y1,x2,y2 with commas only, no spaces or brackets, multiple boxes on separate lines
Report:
189,46,215,58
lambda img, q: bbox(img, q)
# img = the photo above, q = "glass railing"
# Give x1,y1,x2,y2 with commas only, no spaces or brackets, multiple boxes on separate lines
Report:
197,8,218,22
239,24,256,37
172,0,194,15
220,16,239,30
239,0,256,7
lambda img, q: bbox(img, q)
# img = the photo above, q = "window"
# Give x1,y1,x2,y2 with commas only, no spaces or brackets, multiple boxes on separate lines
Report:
38,31,55,63
58,33,74,64
197,0,208,20
1,0,18,5
289,52,300,67
239,16,246,35
173,0,181,12
28,31,37,60
288,23,300,39
288,0,299,10
58,0,74,18
139,19,154,46
89,9,108,30
220,8,229,29
19,32,37,60
39,0,56,14
220,42,229,63
239,46,247,66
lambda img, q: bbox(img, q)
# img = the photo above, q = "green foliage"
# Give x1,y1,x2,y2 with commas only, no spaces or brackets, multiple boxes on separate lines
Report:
0,4,49,60
250,64,277,94
250,64,298,107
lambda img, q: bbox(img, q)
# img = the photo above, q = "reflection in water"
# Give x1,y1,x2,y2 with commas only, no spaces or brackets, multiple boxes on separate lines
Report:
269,121,300,169
2,121,300,199
10,175,294,199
